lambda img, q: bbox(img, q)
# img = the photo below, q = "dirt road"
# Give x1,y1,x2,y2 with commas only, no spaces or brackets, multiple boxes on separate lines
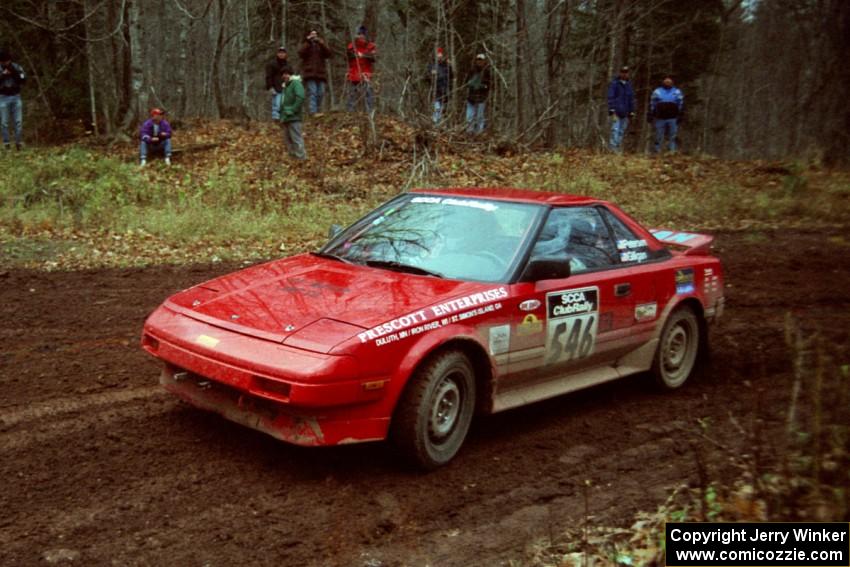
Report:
2,230,848,566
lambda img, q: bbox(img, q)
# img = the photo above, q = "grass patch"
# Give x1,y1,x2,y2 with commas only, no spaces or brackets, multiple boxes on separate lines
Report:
0,235,76,266
2,123,849,269
0,146,391,268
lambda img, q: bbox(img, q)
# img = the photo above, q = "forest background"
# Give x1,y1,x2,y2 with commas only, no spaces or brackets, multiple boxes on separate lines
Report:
2,0,848,164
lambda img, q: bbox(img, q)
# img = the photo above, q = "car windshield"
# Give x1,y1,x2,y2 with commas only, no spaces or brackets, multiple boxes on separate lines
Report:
322,194,543,281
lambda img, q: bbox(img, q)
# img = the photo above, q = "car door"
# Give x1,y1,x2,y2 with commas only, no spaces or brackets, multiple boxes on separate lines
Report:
598,206,672,347
504,206,638,385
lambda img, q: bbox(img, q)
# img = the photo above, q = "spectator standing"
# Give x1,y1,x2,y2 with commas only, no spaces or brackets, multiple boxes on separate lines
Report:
649,74,684,153
427,48,453,125
607,65,635,152
280,66,306,160
0,49,26,150
465,54,491,135
346,26,377,113
298,29,332,115
139,108,173,166
265,46,289,120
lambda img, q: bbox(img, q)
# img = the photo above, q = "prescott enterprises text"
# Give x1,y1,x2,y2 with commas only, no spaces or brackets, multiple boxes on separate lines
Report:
357,287,508,343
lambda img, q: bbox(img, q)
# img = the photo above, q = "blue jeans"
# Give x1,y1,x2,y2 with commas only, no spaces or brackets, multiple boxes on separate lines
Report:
466,101,486,134
609,116,629,152
347,81,374,113
305,80,325,114
0,94,23,146
283,120,306,159
271,91,282,120
433,100,444,125
140,138,172,161
654,118,678,153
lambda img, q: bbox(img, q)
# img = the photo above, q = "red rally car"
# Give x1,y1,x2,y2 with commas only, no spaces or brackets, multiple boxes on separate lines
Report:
142,188,724,468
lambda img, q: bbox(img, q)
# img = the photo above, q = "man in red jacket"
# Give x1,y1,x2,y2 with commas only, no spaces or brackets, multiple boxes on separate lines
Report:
298,29,332,115
346,26,376,113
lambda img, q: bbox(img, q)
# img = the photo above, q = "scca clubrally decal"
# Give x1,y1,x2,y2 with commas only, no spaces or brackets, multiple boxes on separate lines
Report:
545,287,599,365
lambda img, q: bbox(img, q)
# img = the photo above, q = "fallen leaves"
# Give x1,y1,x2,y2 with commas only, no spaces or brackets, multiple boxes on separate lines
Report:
4,113,849,271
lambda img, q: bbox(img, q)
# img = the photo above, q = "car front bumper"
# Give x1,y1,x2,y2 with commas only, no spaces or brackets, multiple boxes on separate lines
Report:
159,365,388,446
143,307,392,445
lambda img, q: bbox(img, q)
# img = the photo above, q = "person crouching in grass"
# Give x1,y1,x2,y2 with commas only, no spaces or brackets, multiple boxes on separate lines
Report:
140,108,172,166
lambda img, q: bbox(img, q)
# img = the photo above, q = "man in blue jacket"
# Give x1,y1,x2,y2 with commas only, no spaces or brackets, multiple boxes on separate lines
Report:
649,75,684,153
607,65,635,152
0,49,26,151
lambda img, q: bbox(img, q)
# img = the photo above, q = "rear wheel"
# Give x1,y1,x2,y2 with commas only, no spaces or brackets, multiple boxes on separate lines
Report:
652,306,700,389
391,350,476,469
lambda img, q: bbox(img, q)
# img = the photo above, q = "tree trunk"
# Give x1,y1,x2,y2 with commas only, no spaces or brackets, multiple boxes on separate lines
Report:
515,0,528,136
176,9,191,116
84,0,99,136
240,2,250,114
120,0,146,131
544,0,571,146
211,0,228,117
280,0,287,47
820,0,850,165
364,0,379,39
320,0,334,108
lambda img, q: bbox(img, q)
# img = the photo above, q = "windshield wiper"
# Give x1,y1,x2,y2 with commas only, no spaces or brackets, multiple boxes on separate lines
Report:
311,251,354,264
365,260,444,278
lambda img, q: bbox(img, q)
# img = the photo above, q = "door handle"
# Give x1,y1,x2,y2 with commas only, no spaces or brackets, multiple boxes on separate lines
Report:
615,283,631,297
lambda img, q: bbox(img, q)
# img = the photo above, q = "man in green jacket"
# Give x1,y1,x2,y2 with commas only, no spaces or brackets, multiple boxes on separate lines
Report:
280,66,306,160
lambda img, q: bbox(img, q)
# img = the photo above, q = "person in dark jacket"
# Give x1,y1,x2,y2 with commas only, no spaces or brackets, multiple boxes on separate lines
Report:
280,66,306,160
139,108,173,166
265,47,289,120
465,54,491,134
298,29,332,115
427,48,453,125
649,74,684,153
0,49,26,150
607,65,635,152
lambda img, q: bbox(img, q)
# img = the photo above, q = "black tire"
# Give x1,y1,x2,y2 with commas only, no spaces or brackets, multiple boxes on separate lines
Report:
391,350,476,470
651,306,701,390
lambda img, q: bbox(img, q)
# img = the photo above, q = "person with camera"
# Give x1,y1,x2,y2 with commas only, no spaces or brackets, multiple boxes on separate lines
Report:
346,26,377,113
298,29,332,116
139,108,173,167
0,50,26,151
265,46,289,120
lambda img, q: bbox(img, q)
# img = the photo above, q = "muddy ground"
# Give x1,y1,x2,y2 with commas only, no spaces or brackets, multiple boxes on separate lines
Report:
1,229,849,567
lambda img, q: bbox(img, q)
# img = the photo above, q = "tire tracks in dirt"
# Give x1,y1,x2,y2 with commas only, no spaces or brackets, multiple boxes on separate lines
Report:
0,385,168,451
1,230,849,566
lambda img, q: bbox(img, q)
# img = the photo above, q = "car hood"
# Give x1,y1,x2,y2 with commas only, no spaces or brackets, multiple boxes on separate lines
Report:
166,254,499,344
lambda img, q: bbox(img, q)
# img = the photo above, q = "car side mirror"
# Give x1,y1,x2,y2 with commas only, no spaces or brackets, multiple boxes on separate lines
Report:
328,224,343,239
521,258,571,282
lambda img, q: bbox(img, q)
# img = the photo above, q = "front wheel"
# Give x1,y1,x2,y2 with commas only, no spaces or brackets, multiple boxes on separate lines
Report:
391,350,476,469
651,306,701,390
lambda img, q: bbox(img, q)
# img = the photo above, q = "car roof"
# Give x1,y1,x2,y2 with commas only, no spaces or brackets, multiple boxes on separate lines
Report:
410,187,605,207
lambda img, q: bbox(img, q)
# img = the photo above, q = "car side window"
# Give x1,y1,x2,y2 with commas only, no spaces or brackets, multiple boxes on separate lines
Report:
600,208,668,264
531,207,618,274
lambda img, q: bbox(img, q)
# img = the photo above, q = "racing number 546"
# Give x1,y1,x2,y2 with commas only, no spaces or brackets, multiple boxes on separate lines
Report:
547,315,595,364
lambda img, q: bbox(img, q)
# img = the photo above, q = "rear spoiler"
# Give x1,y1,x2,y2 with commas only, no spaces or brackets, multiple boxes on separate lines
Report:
649,229,715,256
